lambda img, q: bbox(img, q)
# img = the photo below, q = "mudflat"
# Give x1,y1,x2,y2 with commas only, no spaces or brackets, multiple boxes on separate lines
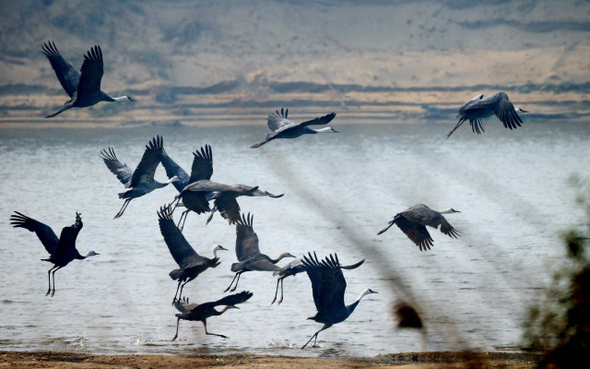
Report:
0,351,542,368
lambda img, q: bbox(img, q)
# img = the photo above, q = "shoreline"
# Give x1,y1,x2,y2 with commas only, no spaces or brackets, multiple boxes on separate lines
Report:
0,350,543,368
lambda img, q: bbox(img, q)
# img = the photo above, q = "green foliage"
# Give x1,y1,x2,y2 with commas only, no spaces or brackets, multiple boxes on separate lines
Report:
521,174,590,352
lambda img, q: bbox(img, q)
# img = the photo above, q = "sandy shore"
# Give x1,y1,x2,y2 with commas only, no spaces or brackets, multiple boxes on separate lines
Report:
0,351,543,368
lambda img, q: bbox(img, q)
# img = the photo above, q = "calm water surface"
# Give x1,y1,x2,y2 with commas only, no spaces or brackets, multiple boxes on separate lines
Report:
1,121,589,358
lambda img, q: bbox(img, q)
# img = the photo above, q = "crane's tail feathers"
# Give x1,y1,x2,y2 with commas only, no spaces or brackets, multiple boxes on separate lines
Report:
169,269,183,281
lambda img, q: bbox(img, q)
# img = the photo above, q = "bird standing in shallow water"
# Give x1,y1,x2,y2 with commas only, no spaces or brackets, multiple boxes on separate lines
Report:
300,252,376,349
446,91,527,138
100,135,180,219
10,211,98,296
172,291,253,341
377,204,460,251
42,41,135,118
157,204,228,304
251,108,338,148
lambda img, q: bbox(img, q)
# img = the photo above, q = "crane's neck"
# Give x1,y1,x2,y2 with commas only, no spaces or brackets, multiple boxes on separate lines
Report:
111,95,134,102
77,250,98,260
311,127,336,134
212,245,226,258
347,288,376,314
269,252,293,264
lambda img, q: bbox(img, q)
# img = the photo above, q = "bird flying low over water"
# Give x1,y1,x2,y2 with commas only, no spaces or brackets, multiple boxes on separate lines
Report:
446,91,527,138
42,41,135,118
300,252,376,349
10,211,98,296
250,108,338,148
377,204,460,251
100,135,181,219
172,291,253,341
225,213,295,292
157,204,228,304
172,145,283,227
271,252,365,306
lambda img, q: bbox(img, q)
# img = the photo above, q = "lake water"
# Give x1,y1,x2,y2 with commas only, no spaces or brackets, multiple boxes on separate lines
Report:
1,120,589,358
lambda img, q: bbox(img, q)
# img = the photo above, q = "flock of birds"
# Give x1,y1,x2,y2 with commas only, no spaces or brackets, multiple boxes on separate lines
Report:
10,41,529,348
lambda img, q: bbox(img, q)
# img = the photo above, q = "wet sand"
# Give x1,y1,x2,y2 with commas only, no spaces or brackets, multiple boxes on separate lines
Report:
0,351,542,368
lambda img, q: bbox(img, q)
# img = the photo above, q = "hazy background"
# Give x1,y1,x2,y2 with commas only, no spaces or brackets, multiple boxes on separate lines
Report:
0,0,589,125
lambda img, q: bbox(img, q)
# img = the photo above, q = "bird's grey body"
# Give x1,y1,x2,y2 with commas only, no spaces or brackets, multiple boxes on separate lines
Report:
225,213,295,292
251,108,338,148
300,253,376,349
446,91,527,138
157,204,228,304
272,252,365,305
100,136,180,219
377,204,460,251
10,211,98,296
173,145,283,226
42,41,134,118
172,291,253,340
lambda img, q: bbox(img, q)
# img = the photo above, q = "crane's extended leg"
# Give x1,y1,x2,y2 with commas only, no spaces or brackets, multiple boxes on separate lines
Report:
178,210,189,232
301,325,329,349
177,280,189,302
271,277,282,305
203,320,228,339
223,272,241,293
45,104,72,118
47,266,62,297
172,318,181,341
172,281,182,305
114,199,131,219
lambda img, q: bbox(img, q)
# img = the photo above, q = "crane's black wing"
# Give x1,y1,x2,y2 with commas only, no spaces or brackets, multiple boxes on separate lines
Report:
235,213,261,261
52,212,83,259
210,290,253,308
76,45,104,102
129,135,164,187
213,195,241,224
161,150,190,192
494,92,523,130
100,147,134,186
299,112,336,127
189,145,213,183
157,204,203,269
395,216,434,251
302,253,347,314
10,211,59,255
41,41,79,97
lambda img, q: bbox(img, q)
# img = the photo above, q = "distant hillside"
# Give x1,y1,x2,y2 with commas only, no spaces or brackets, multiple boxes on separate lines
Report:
1,0,589,125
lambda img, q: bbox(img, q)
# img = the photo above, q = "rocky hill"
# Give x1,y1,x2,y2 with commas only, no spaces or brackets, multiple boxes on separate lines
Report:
1,0,589,126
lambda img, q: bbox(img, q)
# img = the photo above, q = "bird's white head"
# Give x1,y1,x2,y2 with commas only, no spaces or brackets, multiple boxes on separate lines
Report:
84,250,99,258
356,288,378,302
279,252,297,260
213,244,228,256
316,127,339,133
168,175,182,184
515,107,528,113
441,208,461,214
